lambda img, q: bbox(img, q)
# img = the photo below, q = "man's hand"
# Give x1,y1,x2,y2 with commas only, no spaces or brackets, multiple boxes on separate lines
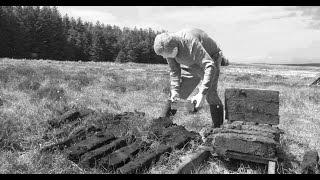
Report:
191,93,206,109
170,91,180,102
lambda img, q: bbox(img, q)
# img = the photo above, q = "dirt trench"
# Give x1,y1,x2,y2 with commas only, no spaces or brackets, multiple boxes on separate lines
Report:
40,108,202,173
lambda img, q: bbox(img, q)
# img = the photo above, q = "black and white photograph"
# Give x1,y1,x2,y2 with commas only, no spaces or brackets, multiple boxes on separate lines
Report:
0,6,319,174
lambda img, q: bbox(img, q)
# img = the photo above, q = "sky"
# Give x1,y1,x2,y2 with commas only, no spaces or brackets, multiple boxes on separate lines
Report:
57,6,320,64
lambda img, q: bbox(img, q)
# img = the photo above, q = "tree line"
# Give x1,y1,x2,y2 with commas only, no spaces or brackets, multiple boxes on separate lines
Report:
0,6,229,65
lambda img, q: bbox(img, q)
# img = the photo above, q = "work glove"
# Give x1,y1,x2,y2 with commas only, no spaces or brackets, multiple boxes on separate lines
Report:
191,92,206,109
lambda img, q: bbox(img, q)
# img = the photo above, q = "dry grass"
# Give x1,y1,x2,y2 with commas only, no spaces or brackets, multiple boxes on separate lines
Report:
0,58,319,174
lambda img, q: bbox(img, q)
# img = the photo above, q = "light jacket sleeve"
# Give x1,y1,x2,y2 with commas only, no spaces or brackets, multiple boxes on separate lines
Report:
166,57,181,96
191,40,218,95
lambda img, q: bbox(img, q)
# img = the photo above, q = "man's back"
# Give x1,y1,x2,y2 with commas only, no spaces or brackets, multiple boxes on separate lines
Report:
174,28,220,56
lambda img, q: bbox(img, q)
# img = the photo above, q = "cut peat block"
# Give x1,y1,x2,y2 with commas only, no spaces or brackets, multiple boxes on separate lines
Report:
98,140,148,171
117,125,199,174
219,121,283,142
225,88,279,125
173,149,212,174
209,122,281,159
210,132,279,158
67,131,116,163
78,135,135,168
171,98,196,113
117,144,171,174
40,125,102,153
47,108,95,129
225,151,278,165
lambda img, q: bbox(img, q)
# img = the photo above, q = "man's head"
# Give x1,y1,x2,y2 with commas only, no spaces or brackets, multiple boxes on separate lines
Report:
154,33,178,58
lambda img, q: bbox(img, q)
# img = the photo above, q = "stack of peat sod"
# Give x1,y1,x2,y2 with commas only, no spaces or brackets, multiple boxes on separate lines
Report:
207,88,284,167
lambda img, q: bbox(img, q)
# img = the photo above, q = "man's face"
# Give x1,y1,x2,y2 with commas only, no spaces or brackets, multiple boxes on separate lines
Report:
159,47,178,58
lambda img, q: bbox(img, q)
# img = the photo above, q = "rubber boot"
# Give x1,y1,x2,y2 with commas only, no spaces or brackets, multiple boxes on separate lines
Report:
159,99,177,118
210,104,224,128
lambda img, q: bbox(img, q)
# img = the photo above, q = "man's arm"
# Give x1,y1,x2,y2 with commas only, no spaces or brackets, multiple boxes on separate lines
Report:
192,40,218,96
166,57,181,99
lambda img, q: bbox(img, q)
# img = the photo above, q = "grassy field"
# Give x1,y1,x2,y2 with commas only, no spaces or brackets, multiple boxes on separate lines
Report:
0,58,319,174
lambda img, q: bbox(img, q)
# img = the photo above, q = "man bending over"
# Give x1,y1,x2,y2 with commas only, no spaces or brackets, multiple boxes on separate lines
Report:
153,27,224,128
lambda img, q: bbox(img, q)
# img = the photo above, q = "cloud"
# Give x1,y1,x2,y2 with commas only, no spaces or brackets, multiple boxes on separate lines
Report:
56,6,320,64
126,6,319,63
286,6,320,29
270,12,297,20
296,6,320,17
133,6,301,34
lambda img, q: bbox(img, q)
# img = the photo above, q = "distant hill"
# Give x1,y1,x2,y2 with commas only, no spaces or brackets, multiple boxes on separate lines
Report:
249,63,320,67
279,63,320,67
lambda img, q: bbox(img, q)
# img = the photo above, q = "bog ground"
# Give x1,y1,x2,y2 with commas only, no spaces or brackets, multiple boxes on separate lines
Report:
0,58,319,174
